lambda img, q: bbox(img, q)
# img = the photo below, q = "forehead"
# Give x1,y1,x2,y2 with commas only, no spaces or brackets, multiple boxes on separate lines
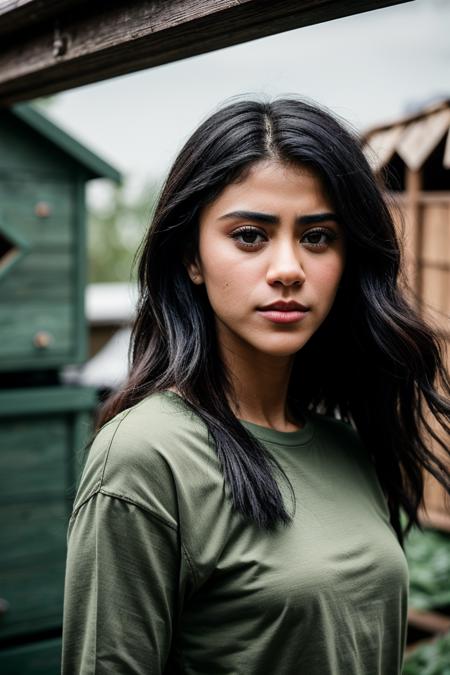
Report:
202,160,332,220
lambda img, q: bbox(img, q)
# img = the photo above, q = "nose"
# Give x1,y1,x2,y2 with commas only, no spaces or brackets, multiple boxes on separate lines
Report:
265,240,306,287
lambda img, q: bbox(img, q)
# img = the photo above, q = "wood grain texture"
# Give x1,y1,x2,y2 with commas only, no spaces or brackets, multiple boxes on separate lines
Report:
0,499,67,639
0,0,88,35
0,0,412,104
0,389,95,645
0,110,92,370
0,416,68,501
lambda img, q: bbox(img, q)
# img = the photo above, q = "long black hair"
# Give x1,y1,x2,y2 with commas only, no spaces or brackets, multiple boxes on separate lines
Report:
98,96,450,546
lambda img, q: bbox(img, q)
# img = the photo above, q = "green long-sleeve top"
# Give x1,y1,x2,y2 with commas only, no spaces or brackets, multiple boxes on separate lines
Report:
62,390,409,674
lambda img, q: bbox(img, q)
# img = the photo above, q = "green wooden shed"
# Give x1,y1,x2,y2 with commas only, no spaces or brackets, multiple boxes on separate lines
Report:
0,103,121,372
0,103,121,673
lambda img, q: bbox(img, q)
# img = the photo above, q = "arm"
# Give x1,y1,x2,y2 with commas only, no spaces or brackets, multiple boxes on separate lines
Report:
61,491,180,674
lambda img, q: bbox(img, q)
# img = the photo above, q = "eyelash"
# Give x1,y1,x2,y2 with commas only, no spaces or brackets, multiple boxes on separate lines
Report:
230,226,339,249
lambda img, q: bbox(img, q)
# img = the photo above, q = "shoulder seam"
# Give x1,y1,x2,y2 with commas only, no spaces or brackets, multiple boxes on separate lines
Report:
70,480,102,519
70,409,131,518
74,397,202,586
69,487,179,532
99,487,178,531
93,412,125,435
99,407,135,487
68,488,200,585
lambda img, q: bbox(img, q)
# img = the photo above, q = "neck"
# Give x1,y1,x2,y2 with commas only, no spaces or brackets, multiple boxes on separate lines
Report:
218,331,301,432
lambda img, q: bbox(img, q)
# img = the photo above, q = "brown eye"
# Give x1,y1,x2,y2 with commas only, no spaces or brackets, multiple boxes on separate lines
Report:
302,228,338,248
231,227,267,247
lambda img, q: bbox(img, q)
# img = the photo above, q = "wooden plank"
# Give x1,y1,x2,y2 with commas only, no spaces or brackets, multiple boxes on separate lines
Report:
9,105,122,183
407,607,450,635
0,110,84,176
403,168,423,301
0,416,68,502
363,100,450,140
0,185,74,246
0,396,95,644
421,336,450,520
418,507,450,533
396,109,450,171
0,0,412,104
0,638,62,675
0,386,97,416
444,128,450,169
70,410,94,495
0,499,67,639
363,124,405,172
422,267,447,313
73,176,88,372
388,197,417,299
421,267,450,334
0,1,87,35
417,193,450,204
0,302,74,361
422,204,450,267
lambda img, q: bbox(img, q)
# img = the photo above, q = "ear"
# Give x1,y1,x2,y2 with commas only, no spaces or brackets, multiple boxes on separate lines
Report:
184,256,204,285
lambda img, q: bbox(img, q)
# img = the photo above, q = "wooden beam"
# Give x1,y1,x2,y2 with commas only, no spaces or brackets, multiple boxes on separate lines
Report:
408,608,450,636
0,0,412,105
0,0,89,36
405,167,424,303
418,507,450,533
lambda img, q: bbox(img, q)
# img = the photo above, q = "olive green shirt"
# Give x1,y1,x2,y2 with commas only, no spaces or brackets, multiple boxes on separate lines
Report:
62,391,409,674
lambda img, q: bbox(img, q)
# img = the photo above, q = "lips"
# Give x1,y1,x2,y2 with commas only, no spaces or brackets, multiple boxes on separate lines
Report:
257,301,309,324
258,301,309,312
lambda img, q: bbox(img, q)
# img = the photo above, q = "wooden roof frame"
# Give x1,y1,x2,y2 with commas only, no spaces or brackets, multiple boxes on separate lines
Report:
0,0,411,105
363,99,450,140
10,103,122,181
362,99,450,173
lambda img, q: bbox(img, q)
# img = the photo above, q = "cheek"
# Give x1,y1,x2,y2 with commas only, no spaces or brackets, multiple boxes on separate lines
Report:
309,257,345,302
203,268,256,313
199,245,262,302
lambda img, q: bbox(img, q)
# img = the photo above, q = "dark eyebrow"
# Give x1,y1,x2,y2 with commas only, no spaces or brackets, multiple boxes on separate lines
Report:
218,210,339,226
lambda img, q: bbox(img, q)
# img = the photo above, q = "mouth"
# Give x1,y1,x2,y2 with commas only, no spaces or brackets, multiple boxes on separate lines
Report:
257,301,310,324
258,301,310,312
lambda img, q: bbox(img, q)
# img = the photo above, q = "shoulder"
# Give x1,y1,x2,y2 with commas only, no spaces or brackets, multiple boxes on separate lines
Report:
72,392,216,524
97,390,207,455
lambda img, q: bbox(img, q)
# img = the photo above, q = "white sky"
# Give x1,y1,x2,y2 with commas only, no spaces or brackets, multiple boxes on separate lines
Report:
36,0,449,206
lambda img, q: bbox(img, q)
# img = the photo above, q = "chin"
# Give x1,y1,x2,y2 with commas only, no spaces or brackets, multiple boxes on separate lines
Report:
256,337,311,358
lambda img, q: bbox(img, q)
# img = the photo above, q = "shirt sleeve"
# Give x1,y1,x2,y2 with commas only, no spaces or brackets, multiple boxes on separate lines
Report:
61,491,181,674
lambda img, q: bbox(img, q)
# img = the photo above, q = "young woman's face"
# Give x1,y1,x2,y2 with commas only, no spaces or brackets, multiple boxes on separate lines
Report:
187,159,346,360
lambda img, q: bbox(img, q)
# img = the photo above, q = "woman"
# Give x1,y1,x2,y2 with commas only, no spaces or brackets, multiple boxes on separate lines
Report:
62,96,450,674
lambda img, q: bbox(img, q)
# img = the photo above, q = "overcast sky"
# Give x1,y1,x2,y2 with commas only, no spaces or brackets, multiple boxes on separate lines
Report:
36,0,449,205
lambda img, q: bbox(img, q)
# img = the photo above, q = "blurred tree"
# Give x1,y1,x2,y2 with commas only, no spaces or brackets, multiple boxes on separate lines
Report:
87,179,161,283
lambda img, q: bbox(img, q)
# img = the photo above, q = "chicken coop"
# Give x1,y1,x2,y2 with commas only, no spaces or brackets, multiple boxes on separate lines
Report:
0,103,120,673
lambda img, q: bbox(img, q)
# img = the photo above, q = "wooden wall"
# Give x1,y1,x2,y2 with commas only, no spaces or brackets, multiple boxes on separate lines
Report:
390,190,450,530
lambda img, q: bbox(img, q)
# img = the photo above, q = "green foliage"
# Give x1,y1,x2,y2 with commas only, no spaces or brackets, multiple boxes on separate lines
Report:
403,632,450,675
404,521,450,610
87,179,161,283
401,513,450,673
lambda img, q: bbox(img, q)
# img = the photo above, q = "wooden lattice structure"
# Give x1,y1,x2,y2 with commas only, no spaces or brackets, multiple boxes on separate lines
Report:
363,99,450,531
